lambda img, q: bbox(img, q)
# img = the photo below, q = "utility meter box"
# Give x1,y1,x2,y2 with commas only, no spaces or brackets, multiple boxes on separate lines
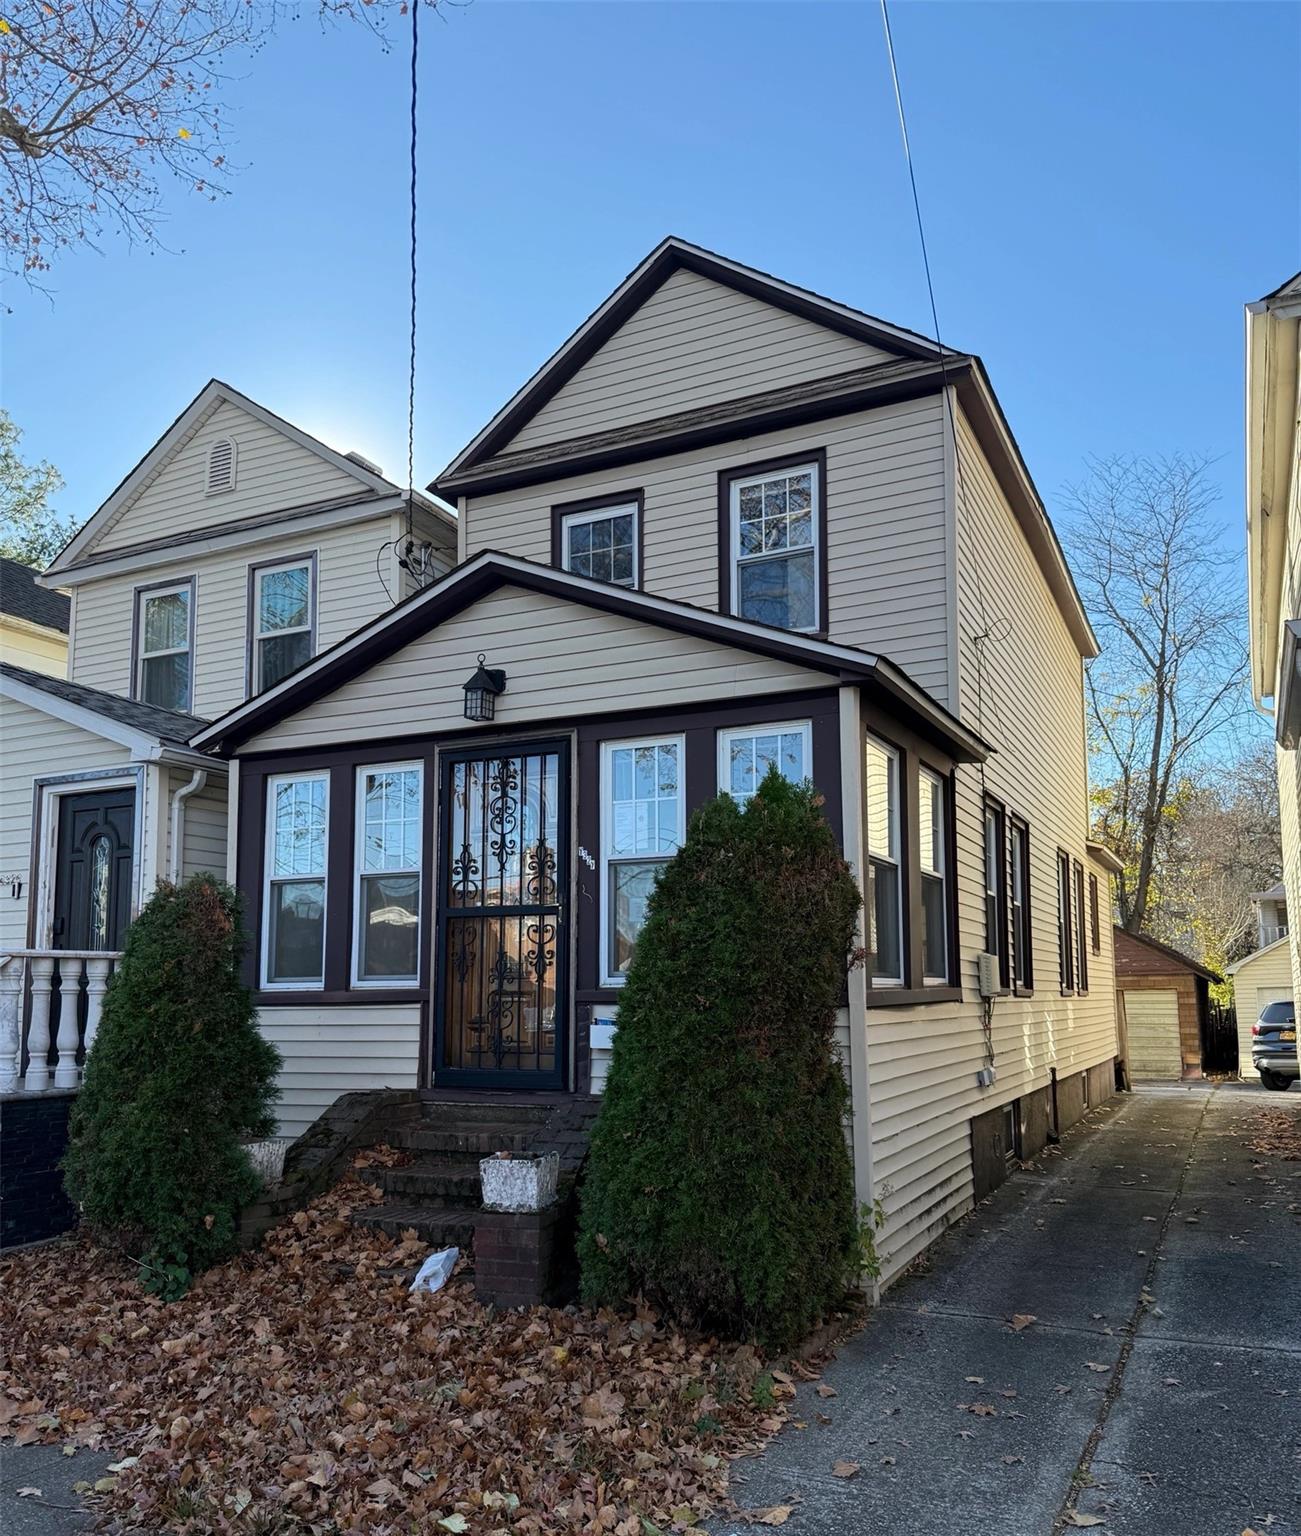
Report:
977,951,1002,999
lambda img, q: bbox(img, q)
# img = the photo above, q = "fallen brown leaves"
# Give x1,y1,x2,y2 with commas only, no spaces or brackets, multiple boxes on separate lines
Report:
1235,1105,1301,1162
0,1172,794,1535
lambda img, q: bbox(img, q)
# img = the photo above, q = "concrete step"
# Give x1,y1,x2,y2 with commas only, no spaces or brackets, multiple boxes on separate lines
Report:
396,1124,535,1157
351,1202,477,1249
420,1099,555,1127
370,1161,482,1206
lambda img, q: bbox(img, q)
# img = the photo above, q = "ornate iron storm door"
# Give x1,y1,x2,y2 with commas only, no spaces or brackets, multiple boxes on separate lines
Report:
434,741,569,1089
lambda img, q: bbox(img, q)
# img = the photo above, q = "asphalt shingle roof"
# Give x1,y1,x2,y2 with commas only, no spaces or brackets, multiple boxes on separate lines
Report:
1,661,205,747
0,558,71,633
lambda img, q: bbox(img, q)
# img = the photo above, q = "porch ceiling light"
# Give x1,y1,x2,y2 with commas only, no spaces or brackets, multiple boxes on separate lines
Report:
463,653,507,722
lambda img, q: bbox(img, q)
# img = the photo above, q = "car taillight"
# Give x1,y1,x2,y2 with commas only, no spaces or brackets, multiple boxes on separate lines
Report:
1252,1023,1262,1036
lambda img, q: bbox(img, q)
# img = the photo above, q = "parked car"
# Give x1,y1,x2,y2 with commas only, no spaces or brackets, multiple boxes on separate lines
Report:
1251,999,1298,1091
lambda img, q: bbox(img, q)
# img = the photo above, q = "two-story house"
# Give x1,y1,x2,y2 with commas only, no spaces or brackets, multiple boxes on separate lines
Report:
0,559,71,677
0,379,455,1102
192,240,1120,1285
1245,272,1301,1057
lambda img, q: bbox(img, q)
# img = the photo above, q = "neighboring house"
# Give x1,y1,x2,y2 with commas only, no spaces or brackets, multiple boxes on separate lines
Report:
1227,937,1294,1075
0,557,70,676
192,239,1120,1286
0,378,455,1100
1245,271,1301,1029
1114,927,1219,1080
1249,880,1289,949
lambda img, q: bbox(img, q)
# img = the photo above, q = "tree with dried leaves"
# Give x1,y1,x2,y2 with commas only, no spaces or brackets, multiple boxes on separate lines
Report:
0,408,72,565
1064,453,1254,934
0,0,444,276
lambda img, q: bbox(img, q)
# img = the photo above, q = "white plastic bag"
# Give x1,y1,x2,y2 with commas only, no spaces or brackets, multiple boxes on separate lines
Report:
409,1246,459,1294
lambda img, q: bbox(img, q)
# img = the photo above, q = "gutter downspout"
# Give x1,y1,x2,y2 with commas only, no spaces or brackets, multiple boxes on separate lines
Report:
168,769,208,883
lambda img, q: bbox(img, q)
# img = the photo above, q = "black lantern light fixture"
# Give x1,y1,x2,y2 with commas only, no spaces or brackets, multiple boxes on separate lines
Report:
463,653,507,722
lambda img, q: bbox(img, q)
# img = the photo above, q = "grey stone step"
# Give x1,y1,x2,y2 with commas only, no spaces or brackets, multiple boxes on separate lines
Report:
351,1202,477,1249
396,1124,534,1156
370,1161,482,1206
421,1099,555,1126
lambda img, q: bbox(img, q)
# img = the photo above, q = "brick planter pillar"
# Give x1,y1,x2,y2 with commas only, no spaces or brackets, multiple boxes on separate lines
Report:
474,1202,576,1309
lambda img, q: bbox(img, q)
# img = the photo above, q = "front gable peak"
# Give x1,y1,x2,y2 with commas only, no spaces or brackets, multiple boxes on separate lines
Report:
435,238,954,489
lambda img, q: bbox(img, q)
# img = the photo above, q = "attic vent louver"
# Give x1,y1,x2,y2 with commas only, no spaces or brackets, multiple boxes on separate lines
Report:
207,437,237,495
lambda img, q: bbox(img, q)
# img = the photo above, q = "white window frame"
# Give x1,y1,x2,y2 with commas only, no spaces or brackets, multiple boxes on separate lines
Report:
919,766,949,984
865,734,904,987
1011,819,1031,991
261,770,330,990
599,733,686,988
251,558,314,696
134,579,194,712
351,761,423,988
716,719,812,804
729,460,821,634
560,501,639,589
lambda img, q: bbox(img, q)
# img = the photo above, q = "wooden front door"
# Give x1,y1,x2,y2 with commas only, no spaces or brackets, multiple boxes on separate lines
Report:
434,742,569,1090
52,788,136,952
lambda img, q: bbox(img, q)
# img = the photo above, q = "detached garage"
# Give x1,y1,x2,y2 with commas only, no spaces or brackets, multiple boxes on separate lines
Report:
1114,928,1220,1081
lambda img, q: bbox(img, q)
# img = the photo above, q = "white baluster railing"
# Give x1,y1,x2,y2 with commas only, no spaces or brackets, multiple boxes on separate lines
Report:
0,950,123,1095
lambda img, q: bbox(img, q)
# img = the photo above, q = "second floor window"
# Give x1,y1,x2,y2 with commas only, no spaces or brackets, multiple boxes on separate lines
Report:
135,580,193,712
726,457,822,633
559,501,638,588
252,558,314,694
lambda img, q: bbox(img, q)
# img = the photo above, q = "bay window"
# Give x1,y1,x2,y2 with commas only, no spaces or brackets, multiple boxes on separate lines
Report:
865,736,903,984
354,763,422,985
250,557,314,694
601,736,684,984
718,721,811,804
919,769,949,982
134,579,194,711
724,455,823,633
263,773,328,986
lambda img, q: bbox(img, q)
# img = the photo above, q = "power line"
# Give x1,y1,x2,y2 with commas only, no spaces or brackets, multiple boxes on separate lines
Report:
405,0,419,545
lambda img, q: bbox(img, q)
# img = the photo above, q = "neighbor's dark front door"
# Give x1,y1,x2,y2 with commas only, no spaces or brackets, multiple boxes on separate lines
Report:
52,788,135,952
434,742,569,1090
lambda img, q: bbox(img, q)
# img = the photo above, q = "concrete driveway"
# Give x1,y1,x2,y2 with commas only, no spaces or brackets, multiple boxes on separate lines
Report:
718,1082,1301,1536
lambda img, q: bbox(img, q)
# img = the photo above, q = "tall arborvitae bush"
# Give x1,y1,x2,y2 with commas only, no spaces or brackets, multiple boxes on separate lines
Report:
64,875,280,1296
578,770,862,1348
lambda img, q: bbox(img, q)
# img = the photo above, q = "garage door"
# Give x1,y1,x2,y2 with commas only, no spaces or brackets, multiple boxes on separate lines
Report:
1124,989,1182,1078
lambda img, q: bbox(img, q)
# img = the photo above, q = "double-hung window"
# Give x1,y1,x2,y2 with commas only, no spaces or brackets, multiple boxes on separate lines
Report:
263,773,329,987
1057,850,1075,993
558,500,639,588
354,763,422,985
600,736,684,984
865,736,903,985
1011,819,1033,991
918,769,949,982
1074,861,1089,994
135,580,193,711
251,558,314,694
984,802,1009,988
727,458,821,632
718,721,811,804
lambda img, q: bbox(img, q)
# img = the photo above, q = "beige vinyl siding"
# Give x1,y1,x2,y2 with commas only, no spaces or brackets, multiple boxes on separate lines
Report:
70,516,397,719
1123,990,1182,1078
0,696,135,950
257,1005,422,1138
1231,940,1295,1071
466,396,952,702
91,399,367,555
0,618,68,677
1278,415,1301,1008
164,767,229,881
243,584,831,752
508,269,894,454
867,401,1117,1287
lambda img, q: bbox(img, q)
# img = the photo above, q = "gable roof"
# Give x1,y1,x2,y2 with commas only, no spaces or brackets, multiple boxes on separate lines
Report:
43,379,452,580
434,237,957,489
1113,926,1222,984
1226,933,1292,975
191,550,991,761
0,558,70,633
1,661,210,758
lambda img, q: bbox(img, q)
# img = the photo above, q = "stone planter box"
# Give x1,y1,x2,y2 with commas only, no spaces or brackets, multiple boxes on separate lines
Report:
480,1150,559,1212
243,1137,288,1189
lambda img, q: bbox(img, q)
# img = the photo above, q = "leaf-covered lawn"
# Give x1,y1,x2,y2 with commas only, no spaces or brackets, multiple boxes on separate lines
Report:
0,1164,806,1534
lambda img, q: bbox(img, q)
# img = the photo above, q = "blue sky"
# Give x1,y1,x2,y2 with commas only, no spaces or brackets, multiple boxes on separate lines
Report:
4,1,1298,547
